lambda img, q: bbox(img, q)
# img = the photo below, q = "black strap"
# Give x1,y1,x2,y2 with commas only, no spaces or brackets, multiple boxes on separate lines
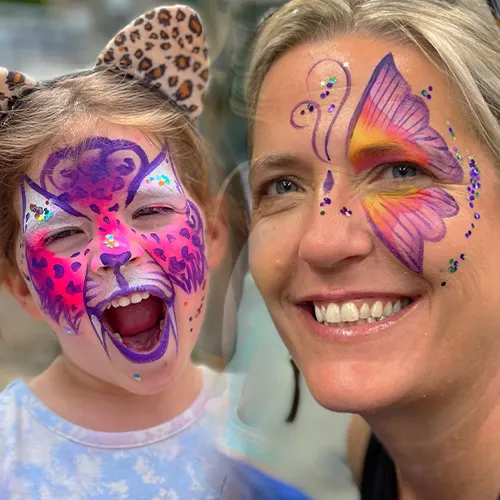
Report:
360,433,398,500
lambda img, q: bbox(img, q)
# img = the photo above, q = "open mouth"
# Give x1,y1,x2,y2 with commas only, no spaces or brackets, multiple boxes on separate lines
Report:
306,297,415,327
102,292,167,353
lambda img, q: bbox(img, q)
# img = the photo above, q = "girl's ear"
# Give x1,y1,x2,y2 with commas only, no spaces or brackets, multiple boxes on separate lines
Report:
205,196,229,271
3,271,44,321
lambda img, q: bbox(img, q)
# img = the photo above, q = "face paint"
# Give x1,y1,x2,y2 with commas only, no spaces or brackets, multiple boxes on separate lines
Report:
346,53,462,274
319,169,334,213
290,59,352,163
19,137,207,365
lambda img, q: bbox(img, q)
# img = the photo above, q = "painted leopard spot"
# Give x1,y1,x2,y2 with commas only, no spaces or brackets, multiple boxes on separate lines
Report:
159,30,169,40
134,49,144,59
160,42,172,51
175,55,190,70
168,76,178,87
119,54,132,68
138,57,153,71
130,29,141,43
144,22,153,31
189,14,203,36
158,8,172,26
199,69,209,82
174,80,193,101
114,32,126,46
146,65,166,81
6,71,26,88
144,10,155,19
193,61,201,72
176,9,186,22
172,27,180,39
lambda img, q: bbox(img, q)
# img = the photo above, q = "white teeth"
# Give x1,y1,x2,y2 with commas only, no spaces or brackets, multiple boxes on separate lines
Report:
118,296,131,307
141,293,150,300
113,332,123,343
383,302,393,317
370,301,384,318
325,303,341,323
111,299,121,308
314,304,324,323
313,297,413,326
340,302,359,322
130,293,143,304
359,303,370,319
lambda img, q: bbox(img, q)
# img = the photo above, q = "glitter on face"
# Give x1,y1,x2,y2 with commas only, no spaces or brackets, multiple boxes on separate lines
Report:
133,374,142,382
421,86,433,100
29,204,51,223
63,328,73,335
340,206,352,217
104,234,119,249
145,174,170,186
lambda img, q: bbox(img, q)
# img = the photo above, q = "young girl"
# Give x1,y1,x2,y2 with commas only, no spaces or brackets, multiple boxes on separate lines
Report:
0,5,309,499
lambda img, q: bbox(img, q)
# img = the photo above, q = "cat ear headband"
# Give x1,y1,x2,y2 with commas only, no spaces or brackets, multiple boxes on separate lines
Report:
0,5,209,122
488,0,500,27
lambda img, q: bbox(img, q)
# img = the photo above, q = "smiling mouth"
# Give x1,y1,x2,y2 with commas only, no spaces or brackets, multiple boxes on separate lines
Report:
305,297,415,327
102,292,167,353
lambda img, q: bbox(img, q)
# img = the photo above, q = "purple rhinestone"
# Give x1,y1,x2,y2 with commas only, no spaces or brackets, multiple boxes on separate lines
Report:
324,198,331,205
460,254,465,260
320,93,325,99
328,104,335,113
469,203,474,208
471,223,475,228
467,186,472,192
469,195,474,201
300,110,305,115
428,86,433,91
426,94,432,99
474,213,480,220
320,202,324,207
325,91,330,96
308,104,314,112
477,183,481,188
466,233,470,238
327,82,333,88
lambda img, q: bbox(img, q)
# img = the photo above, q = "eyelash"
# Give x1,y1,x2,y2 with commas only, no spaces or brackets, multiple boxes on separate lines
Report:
375,161,432,181
132,206,174,219
44,228,83,246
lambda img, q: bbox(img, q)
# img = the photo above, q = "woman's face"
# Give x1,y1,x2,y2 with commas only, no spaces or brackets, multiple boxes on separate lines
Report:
11,123,224,395
249,36,500,412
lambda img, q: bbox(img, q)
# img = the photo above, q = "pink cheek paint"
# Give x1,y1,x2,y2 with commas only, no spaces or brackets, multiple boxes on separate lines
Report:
24,234,86,335
346,53,463,274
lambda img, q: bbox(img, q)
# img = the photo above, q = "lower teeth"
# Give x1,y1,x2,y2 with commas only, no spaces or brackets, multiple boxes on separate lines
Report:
113,332,123,343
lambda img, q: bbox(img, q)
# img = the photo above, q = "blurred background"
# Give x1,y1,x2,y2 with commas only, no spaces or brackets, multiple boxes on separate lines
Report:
0,1,357,498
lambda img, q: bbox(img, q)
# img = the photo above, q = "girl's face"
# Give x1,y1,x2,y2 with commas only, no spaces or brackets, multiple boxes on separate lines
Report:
249,36,500,412
10,123,225,394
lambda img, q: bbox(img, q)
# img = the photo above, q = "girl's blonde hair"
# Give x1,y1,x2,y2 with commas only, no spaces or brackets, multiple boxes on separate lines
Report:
246,0,500,163
0,69,246,281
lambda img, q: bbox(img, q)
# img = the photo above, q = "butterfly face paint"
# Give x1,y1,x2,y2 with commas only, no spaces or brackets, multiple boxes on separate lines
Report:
19,137,206,365
346,53,462,274
290,59,352,163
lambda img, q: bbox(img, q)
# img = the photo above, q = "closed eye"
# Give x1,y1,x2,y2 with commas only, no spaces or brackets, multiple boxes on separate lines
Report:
44,228,84,246
132,206,174,219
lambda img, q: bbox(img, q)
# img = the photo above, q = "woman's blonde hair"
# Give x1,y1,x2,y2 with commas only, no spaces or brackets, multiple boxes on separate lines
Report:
0,69,247,281
246,0,500,163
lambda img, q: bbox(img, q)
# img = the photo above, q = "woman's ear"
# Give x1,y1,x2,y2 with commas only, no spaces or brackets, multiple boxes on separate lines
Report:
3,271,44,321
205,196,229,271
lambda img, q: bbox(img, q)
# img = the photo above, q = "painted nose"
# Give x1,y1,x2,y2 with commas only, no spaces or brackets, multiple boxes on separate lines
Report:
100,251,132,269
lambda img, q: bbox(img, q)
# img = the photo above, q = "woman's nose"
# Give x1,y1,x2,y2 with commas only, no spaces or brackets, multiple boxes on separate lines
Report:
298,201,374,269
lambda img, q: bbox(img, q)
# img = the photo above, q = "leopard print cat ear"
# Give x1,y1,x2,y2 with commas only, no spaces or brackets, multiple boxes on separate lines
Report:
95,5,209,122
0,69,37,112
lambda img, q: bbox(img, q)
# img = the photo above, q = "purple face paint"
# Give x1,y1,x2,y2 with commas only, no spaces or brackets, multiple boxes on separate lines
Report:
290,59,352,163
20,137,207,365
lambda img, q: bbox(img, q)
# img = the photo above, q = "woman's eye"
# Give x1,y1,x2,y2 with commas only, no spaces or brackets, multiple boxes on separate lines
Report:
132,206,174,219
379,162,425,180
44,229,83,246
266,179,299,196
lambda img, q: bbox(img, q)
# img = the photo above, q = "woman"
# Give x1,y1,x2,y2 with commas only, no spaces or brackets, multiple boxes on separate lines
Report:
245,0,500,498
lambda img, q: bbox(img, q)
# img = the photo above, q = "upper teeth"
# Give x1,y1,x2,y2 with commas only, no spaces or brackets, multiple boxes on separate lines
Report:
106,292,150,309
314,298,411,324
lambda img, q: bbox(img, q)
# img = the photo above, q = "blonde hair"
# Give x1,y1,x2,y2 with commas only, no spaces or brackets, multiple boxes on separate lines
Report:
0,69,245,280
246,0,500,163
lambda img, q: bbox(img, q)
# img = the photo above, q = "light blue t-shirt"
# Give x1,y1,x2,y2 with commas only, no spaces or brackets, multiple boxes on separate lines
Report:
0,370,229,500
0,371,311,500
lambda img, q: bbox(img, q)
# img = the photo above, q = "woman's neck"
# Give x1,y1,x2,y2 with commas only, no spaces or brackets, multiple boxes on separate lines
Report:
29,356,204,432
365,372,500,500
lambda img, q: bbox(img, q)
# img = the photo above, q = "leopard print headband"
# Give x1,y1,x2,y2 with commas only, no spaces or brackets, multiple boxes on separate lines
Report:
0,5,209,122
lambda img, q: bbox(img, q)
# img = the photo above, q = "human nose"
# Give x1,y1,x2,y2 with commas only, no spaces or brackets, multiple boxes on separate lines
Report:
298,200,374,269
90,239,145,273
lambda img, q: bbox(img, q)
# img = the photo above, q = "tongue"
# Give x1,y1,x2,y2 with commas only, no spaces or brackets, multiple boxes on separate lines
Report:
106,296,163,337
